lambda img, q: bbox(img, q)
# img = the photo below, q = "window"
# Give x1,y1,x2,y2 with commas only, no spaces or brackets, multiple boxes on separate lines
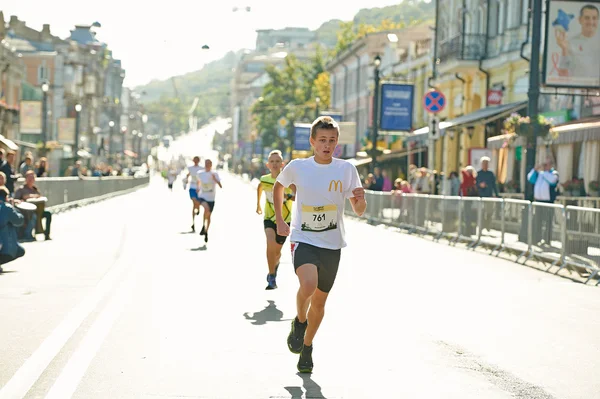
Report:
498,0,507,35
521,0,529,25
37,60,49,84
489,1,499,36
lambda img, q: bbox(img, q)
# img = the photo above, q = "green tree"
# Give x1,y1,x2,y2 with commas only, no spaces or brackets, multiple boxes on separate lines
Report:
251,52,332,152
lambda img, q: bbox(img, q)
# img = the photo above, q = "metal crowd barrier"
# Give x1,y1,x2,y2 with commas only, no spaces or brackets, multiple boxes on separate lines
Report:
346,191,600,286
19,175,150,208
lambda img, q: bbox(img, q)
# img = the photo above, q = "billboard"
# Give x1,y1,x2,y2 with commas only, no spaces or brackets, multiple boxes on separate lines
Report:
58,118,76,144
543,0,600,88
379,83,414,131
19,101,42,134
294,123,311,151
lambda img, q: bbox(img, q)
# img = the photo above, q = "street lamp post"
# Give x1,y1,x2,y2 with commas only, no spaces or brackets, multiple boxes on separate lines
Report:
141,114,148,159
41,82,49,153
137,132,143,160
75,103,82,160
108,120,115,161
370,55,382,172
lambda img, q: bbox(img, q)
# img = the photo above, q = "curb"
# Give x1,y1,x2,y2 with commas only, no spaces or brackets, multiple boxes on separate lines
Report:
46,183,150,215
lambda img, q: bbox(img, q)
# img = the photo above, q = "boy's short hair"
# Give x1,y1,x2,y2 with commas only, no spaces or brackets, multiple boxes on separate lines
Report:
310,116,339,139
268,150,283,159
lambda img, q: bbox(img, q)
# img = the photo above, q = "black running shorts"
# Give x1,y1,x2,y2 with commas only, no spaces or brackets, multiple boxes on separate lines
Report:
263,219,288,245
198,198,215,212
291,242,341,293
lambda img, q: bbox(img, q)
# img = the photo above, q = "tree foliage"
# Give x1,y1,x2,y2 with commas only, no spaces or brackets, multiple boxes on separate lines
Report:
251,50,330,151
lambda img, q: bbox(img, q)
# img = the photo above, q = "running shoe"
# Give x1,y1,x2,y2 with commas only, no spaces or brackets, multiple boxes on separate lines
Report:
297,344,313,373
266,274,277,290
204,231,208,243
191,224,195,232
287,317,307,354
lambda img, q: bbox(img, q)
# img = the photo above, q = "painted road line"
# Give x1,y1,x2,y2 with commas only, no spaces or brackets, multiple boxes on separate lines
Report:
45,255,138,399
0,229,129,399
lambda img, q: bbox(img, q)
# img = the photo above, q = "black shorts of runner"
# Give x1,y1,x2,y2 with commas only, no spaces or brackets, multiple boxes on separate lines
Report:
291,242,341,293
263,219,289,245
198,198,215,212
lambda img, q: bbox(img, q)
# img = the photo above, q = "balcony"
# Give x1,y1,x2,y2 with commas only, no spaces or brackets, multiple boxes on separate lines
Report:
438,34,487,63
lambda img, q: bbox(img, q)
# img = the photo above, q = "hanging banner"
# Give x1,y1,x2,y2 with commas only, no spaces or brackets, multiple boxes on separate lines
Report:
379,83,414,131
19,101,42,134
58,118,76,144
294,123,311,151
543,0,600,88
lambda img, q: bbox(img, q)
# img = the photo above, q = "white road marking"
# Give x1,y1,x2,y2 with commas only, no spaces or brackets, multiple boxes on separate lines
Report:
44,256,138,399
0,238,129,399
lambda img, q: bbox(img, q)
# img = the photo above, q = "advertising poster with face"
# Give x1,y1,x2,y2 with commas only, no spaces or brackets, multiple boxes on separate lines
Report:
544,1,600,88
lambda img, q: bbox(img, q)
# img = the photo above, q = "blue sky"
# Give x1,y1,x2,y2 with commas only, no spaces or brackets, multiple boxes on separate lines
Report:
3,0,405,87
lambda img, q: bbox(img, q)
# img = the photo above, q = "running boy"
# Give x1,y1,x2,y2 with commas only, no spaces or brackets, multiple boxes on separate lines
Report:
273,116,366,373
196,159,222,243
256,150,295,290
183,156,204,231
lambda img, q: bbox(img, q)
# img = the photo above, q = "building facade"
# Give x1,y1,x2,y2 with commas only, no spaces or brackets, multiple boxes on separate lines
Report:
326,24,432,169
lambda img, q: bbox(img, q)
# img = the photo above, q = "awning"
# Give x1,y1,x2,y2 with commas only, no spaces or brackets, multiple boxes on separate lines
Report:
487,133,526,150
442,101,527,130
404,101,528,142
10,139,37,149
78,149,92,158
542,119,600,145
347,157,373,167
0,135,20,151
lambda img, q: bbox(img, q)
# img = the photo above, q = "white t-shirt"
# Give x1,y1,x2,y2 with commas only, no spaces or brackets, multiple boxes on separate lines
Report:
167,170,177,184
196,171,221,201
276,157,362,250
559,33,600,84
187,165,204,189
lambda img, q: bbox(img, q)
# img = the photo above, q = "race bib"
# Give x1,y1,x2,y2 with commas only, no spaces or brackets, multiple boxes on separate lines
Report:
301,205,338,232
201,182,214,192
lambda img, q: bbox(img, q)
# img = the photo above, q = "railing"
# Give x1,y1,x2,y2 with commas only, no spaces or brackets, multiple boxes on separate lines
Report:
438,34,487,62
19,175,150,208
500,193,600,208
348,191,600,286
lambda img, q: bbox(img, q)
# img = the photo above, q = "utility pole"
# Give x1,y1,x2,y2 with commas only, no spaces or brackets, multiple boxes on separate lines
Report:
370,55,381,172
525,0,543,201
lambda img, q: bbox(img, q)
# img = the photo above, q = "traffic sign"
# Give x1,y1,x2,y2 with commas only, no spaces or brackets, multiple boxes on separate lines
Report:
278,117,289,128
423,90,446,114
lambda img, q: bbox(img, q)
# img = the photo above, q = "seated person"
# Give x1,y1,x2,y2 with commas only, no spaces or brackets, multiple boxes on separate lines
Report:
14,171,52,241
0,186,25,273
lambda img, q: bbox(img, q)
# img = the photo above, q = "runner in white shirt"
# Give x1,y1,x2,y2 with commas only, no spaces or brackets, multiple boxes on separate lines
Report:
167,167,178,191
273,116,367,373
183,156,204,232
195,159,222,243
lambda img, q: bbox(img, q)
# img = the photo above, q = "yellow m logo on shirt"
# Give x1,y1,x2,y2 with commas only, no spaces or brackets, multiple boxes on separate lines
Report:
328,180,343,192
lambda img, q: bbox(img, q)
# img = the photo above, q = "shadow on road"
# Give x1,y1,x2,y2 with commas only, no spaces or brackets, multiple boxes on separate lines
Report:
179,231,196,235
284,373,328,398
190,244,207,251
243,300,291,326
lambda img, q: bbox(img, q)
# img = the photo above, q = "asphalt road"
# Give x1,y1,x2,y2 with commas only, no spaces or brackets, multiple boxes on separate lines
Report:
1,170,599,398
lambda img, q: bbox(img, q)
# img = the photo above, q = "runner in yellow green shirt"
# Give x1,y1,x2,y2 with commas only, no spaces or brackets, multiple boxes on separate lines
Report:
256,150,295,290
